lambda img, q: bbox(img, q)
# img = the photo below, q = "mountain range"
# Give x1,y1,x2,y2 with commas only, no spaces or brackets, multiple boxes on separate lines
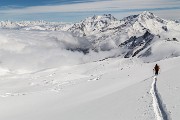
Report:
1,11,180,62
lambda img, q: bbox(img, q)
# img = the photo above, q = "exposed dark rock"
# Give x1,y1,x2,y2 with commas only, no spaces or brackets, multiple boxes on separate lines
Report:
120,31,154,58
162,26,168,31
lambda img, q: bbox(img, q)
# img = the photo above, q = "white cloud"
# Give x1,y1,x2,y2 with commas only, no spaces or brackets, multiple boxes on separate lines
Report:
1,0,180,14
0,0,179,21
0,29,124,73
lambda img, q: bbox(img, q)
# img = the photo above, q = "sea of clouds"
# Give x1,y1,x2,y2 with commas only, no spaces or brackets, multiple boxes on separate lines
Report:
0,29,123,74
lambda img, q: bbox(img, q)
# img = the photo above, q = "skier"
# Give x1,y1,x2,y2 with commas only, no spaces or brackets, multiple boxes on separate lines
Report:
153,64,160,76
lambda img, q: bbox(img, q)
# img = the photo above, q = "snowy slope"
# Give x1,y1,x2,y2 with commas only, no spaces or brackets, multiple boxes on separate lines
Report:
0,55,180,120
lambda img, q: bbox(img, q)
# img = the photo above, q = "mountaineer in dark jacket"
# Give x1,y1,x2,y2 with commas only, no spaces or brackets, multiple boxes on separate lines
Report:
154,64,160,76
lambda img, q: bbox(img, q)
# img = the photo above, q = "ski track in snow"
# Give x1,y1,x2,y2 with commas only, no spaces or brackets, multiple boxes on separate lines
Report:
150,76,169,120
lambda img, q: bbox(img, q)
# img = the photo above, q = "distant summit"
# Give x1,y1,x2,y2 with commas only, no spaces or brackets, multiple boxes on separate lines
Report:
68,14,118,37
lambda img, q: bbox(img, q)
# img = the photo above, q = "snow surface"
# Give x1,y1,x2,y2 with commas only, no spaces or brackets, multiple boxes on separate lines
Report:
0,53,180,120
0,11,180,120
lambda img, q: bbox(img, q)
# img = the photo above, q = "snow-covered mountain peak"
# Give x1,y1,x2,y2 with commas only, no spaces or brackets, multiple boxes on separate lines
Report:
91,14,117,21
82,14,117,23
68,14,120,36
121,11,158,24
121,11,166,25
138,11,166,23
139,11,156,18
119,11,169,36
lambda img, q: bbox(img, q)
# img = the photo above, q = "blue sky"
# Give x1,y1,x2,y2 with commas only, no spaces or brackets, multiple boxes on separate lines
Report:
0,0,180,22
0,0,104,7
